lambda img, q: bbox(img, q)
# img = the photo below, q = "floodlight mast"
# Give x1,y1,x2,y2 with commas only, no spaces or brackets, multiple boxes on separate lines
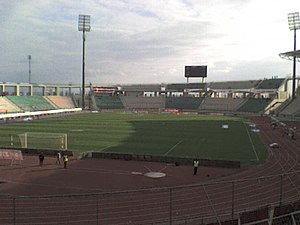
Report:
288,12,300,99
28,55,32,84
78,15,91,110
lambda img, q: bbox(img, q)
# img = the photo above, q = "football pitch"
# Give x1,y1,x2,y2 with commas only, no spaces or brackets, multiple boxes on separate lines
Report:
0,113,268,164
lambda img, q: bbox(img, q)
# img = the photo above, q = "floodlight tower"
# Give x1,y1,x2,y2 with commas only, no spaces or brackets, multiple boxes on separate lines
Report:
288,12,300,99
78,14,91,109
28,55,32,83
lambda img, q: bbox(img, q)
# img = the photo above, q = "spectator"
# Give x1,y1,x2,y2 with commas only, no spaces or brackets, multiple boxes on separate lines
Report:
63,155,69,169
56,151,62,165
38,152,45,167
193,159,199,175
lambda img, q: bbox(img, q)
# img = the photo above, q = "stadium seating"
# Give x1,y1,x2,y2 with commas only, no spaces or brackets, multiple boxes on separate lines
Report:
271,215,293,225
0,79,292,116
199,97,245,112
47,96,76,109
94,96,124,110
255,79,284,89
237,98,272,113
122,84,161,92
273,203,295,217
206,219,238,225
240,206,269,224
277,97,300,116
0,97,21,113
293,211,300,224
209,80,260,90
6,96,56,111
120,96,164,110
166,83,206,91
165,96,204,110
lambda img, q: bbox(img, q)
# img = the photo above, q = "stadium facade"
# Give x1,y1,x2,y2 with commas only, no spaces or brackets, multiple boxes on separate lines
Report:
0,76,299,118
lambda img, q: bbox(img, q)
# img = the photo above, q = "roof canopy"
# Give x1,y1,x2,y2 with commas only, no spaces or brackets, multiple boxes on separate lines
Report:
279,50,300,62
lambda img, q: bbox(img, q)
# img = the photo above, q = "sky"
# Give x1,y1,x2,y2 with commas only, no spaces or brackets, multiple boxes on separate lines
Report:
0,0,299,85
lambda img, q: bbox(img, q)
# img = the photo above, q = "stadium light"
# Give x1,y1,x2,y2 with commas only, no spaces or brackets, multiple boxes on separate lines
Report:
288,12,300,99
78,14,91,109
28,55,31,84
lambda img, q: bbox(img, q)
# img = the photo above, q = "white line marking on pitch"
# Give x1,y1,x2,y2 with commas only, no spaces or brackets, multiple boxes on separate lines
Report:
164,140,183,156
243,122,259,161
98,146,111,152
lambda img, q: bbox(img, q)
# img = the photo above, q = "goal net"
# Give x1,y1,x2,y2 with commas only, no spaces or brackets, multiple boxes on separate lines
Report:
18,132,68,150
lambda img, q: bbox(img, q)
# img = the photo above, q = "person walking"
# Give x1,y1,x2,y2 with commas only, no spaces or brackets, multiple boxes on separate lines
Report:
63,155,68,169
56,151,62,165
38,152,45,167
193,159,199,175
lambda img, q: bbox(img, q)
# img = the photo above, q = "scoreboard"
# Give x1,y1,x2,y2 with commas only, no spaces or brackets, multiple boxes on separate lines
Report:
185,66,207,78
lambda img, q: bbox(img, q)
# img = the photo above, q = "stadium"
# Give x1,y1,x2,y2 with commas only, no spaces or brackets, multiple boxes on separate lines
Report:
0,68,300,224
1,3,300,225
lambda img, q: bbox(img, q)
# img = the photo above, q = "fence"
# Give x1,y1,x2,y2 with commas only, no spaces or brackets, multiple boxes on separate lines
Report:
1,171,300,225
91,152,241,168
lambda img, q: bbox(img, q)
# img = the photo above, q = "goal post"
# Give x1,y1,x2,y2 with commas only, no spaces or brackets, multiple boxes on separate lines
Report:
18,132,68,150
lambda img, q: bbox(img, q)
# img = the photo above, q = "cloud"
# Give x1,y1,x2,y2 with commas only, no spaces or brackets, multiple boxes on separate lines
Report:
0,0,298,84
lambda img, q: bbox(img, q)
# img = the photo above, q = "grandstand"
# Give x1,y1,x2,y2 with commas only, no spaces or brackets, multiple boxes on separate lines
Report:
6,96,56,111
1,77,300,118
199,97,245,112
94,96,124,110
256,78,285,89
47,96,76,109
275,97,300,117
209,80,260,90
0,97,21,113
121,84,162,96
165,82,206,93
237,98,272,114
120,96,165,110
166,96,204,110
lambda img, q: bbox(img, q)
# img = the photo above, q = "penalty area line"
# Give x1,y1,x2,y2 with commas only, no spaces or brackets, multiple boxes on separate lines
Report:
243,122,259,162
98,146,111,152
164,140,183,156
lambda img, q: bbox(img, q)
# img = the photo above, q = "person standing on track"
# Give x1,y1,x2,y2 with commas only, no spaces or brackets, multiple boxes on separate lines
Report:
63,155,68,169
38,152,45,167
193,159,199,175
56,151,62,165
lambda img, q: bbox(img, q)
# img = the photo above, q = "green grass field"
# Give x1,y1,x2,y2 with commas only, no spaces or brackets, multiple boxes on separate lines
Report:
0,112,268,164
